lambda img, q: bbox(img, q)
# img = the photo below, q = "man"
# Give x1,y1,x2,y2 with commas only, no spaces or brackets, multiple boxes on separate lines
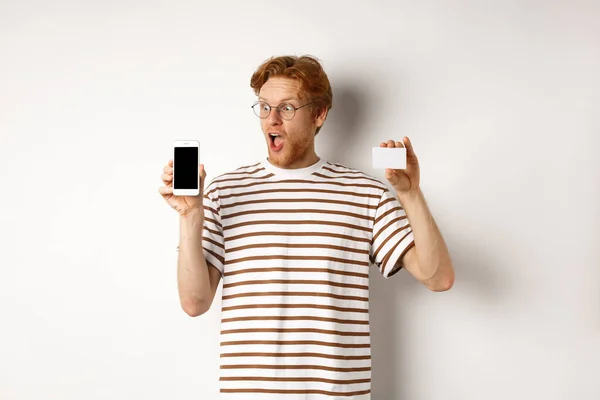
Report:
159,55,454,399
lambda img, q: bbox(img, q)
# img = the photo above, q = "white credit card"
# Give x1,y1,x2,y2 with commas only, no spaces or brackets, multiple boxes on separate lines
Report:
372,147,407,169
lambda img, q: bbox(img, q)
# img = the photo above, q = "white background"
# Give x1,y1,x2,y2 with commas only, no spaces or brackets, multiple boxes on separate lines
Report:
1,1,599,399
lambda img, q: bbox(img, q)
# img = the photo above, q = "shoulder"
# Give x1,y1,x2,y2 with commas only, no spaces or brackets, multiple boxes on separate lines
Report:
205,161,266,192
319,160,389,192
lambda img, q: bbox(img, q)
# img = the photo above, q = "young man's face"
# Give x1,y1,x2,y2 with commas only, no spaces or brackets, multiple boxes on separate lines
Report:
257,76,326,169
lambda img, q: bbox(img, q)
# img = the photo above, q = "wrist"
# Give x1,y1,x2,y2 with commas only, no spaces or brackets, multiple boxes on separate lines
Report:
180,208,204,224
397,188,422,205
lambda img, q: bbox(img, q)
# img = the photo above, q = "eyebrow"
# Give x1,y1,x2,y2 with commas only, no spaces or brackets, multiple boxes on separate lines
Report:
258,97,298,103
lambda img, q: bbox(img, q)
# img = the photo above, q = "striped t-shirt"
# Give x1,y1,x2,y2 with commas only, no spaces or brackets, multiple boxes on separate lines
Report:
202,157,414,399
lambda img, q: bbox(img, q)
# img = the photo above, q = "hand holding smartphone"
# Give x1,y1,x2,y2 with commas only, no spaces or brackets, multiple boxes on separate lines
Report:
158,140,204,217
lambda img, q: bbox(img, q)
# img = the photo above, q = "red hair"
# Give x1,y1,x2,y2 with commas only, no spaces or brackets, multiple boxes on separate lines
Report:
250,55,333,135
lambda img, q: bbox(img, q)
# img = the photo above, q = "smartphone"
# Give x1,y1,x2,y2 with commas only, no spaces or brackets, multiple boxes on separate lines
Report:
173,140,200,196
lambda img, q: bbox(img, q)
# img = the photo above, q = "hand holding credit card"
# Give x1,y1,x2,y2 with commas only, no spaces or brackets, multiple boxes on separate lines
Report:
374,137,420,194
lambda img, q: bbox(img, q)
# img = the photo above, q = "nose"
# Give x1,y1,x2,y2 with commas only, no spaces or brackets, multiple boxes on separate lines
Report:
267,108,283,125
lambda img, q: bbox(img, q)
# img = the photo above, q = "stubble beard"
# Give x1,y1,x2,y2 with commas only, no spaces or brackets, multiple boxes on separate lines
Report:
269,135,312,168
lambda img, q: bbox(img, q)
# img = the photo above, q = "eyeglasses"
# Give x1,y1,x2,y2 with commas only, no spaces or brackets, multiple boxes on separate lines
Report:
251,100,313,121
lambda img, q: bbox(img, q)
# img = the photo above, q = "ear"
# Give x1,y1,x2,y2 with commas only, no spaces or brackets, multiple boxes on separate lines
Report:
314,106,329,128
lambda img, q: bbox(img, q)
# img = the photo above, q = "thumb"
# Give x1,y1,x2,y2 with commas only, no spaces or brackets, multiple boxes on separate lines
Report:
199,164,206,193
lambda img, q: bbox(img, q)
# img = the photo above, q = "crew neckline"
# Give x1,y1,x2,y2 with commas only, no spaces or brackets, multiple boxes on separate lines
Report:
261,157,326,179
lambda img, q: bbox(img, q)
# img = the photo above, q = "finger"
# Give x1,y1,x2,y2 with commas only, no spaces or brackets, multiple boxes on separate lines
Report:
168,159,173,167
380,142,387,147
395,141,403,148
163,165,173,174
403,136,416,157
158,186,173,195
162,173,172,183
386,140,395,148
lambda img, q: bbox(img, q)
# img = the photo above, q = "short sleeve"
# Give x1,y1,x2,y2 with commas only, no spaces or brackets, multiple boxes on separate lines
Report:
370,189,415,278
202,181,225,277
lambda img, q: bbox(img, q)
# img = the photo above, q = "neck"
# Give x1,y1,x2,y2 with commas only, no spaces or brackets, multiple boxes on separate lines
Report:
262,155,325,179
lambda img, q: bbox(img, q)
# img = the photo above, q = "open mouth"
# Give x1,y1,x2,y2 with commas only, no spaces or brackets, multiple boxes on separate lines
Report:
269,133,284,150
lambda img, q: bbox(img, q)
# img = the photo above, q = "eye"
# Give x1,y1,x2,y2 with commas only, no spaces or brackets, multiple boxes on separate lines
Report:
281,104,294,112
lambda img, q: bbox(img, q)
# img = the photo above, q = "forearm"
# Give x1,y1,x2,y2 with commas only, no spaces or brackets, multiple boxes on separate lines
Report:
397,189,453,281
177,211,212,313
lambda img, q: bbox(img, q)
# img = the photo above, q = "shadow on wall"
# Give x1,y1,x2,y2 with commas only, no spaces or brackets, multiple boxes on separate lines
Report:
323,79,512,399
316,82,370,165
593,126,600,330
323,81,405,398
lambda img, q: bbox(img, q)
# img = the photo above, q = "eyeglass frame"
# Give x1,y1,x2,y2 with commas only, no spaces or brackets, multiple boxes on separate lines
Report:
251,100,314,121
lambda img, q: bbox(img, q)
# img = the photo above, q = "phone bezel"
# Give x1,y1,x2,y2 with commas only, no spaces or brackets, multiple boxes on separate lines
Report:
172,140,200,196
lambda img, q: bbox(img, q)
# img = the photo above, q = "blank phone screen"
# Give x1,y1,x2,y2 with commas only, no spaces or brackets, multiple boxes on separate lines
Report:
174,147,199,189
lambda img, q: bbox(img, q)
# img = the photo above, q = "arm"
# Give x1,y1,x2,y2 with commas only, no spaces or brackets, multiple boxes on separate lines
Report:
397,189,454,291
381,137,454,292
177,210,222,316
